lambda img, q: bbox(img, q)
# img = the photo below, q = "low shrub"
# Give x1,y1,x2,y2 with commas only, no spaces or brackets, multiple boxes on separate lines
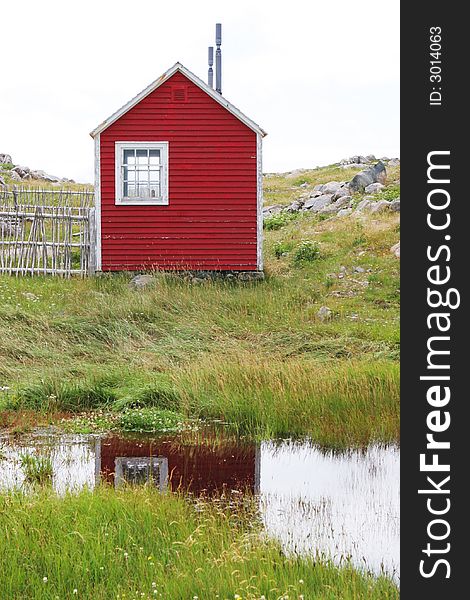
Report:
292,240,320,264
118,407,190,434
263,212,296,231
272,240,293,259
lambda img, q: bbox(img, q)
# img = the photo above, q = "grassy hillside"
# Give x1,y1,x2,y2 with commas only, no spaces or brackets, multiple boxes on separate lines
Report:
0,163,400,446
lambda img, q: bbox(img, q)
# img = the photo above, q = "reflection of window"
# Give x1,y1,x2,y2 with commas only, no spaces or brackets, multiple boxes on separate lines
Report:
115,142,168,205
114,457,168,490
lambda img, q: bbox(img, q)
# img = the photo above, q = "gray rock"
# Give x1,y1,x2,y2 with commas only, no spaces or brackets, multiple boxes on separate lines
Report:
365,154,376,162
388,158,400,166
317,306,332,321
313,184,323,191
349,161,387,193
354,199,372,213
299,182,308,188
390,199,400,212
303,194,333,212
390,242,400,258
364,182,385,194
129,274,156,289
0,175,5,187
318,196,352,215
237,271,265,282
12,165,30,178
7,171,22,181
308,190,323,198
337,208,353,217
322,181,342,195
332,186,351,201
0,154,12,164
29,169,61,182
370,200,391,214
263,204,283,216
353,266,365,273
285,200,303,213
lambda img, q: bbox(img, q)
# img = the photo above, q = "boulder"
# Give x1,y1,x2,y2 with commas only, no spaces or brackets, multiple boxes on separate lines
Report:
349,161,387,193
303,194,333,212
263,204,283,217
129,274,156,289
285,200,303,213
390,199,400,212
364,182,385,194
388,158,400,167
0,154,12,164
321,181,342,195
337,208,353,217
332,185,351,201
29,169,61,182
0,175,5,187
12,165,30,178
370,200,391,214
308,190,323,198
354,198,373,213
318,196,352,215
8,171,22,181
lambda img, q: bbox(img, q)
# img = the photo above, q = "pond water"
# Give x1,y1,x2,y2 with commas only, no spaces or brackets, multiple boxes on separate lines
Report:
0,430,399,581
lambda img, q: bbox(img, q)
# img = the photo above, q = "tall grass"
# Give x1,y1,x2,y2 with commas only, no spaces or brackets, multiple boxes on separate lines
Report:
0,165,400,445
176,357,399,447
0,487,399,600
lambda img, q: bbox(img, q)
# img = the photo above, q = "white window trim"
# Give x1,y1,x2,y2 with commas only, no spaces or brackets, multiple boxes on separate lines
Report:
115,141,169,205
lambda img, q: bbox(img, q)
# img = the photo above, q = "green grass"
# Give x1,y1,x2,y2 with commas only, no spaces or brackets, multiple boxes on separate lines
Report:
0,164,400,446
0,487,399,600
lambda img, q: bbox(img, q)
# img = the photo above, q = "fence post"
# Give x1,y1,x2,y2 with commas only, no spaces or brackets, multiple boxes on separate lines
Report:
88,207,97,276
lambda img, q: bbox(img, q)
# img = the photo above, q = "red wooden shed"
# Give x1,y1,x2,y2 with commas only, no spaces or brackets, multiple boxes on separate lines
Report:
90,63,266,273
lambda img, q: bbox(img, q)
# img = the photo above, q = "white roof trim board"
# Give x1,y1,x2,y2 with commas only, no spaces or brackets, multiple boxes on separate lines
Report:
90,62,267,138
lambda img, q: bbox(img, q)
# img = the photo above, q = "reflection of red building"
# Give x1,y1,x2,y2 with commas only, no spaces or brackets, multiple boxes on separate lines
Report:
99,435,259,495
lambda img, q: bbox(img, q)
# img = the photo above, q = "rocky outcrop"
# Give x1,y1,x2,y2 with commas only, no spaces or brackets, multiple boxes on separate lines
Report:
0,153,75,184
349,162,387,193
262,158,400,223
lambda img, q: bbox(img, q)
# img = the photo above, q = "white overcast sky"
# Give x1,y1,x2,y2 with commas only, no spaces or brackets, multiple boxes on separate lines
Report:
1,0,399,183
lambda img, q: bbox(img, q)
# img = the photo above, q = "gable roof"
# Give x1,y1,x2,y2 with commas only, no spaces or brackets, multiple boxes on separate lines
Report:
90,62,267,138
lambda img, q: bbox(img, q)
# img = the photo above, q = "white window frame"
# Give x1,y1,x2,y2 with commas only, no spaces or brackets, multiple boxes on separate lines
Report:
115,141,169,205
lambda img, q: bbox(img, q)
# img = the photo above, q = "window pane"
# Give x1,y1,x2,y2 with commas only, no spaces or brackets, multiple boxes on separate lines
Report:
126,183,136,197
149,149,160,165
136,149,148,164
123,149,135,165
150,183,160,198
149,170,160,182
127,169,136,182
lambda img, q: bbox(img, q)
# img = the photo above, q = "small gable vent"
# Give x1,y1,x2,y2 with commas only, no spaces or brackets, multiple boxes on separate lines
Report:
172,86,188,102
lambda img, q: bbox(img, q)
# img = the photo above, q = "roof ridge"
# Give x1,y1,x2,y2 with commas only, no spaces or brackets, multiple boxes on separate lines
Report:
90,62,266,138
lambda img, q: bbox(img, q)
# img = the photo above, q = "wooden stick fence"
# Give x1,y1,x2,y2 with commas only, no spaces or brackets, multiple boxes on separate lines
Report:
0,187,96,277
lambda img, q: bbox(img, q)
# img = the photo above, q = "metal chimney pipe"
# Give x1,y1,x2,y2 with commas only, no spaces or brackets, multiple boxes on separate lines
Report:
215,23,222,94
208,46,214,88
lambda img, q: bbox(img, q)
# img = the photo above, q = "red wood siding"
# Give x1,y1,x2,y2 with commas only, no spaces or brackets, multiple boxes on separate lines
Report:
99,71,258,271
100,435,257,494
